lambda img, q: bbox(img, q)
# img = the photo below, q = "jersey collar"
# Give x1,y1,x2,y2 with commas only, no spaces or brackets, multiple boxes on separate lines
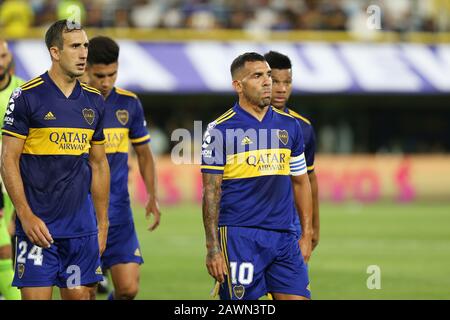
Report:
233,102,273,124
42,71,81,100
105,87,118,104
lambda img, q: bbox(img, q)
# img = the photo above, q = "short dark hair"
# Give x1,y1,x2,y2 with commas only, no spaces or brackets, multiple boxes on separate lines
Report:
230,52,266,78
87,36,120,65
45,19,83,50
264,51,292,70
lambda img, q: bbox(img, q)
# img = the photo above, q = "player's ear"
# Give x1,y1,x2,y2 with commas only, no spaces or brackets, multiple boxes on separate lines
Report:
49,46,60,61
232,79,242,93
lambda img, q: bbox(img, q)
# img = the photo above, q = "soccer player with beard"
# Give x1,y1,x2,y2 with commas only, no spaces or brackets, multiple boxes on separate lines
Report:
201,52,313,300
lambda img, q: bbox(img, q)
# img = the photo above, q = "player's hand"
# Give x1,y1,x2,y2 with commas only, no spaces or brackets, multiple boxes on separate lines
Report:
20,212,53,248
0,209,3,218
98,223,108,256
206,247,227,284
312,227,320,251
299,234,312,263
145,196,161,231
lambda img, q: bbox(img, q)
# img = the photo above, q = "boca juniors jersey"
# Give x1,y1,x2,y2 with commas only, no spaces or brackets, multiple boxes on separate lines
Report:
285,107,316,173
285,107,317,235
103,87,150,226
2,72,105,238
201,103,308,233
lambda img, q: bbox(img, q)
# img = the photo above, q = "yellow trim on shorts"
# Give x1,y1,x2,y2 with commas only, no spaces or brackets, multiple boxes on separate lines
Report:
220,226,233,299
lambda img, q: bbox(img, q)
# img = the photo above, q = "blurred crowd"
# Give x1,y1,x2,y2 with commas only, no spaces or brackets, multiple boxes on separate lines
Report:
1,0,449,37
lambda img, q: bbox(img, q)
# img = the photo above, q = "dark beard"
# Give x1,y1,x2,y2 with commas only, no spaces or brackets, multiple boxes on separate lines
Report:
244,91,271,109
0,61,11,82
257,97,271,109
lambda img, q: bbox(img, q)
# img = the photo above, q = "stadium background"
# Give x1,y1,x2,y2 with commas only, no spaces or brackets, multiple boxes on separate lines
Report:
1,0,450,299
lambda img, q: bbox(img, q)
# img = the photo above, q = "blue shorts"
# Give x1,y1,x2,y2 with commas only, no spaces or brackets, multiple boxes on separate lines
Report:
101,221,143,269
218,226,310,300
13,234,103,288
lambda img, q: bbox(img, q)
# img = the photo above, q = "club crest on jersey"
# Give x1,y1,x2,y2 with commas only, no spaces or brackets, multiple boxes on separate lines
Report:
233,285,245,299
116,110,129,125
82,108,95,125
277,130,289,145
18,264,25,279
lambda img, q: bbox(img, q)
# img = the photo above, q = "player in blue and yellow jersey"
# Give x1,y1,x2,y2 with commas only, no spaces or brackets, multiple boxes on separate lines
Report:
264,51,320,251
86,36,160,300
0,38,23,300
0,20,110,300
201,52,313,300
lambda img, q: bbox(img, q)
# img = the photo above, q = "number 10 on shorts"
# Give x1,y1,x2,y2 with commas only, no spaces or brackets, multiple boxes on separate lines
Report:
229,262,254,285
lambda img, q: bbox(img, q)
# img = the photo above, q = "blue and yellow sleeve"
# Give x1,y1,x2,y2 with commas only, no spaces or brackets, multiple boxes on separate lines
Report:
291,120,305,158
201,124,225,174
2,89,30,140
91,95,106,145
129,99,151,146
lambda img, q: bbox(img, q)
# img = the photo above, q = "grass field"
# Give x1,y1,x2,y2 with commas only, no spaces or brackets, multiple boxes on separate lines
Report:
97,202,450,300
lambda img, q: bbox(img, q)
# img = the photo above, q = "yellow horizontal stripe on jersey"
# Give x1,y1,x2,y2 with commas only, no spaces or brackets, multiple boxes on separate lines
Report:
2,129,27,140
201,165,224,171
223,148,291,180
21,81,44,91
104,128,129,153
22,128,94,155
307,165,315,171
130,134,150,144
91,139,106,145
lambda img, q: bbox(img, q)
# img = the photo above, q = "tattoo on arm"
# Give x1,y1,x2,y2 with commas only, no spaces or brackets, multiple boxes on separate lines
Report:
202,173,223,255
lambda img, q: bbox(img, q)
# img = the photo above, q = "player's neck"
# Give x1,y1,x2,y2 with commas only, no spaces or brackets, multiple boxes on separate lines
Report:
239,99,269,122
102,89,112,100
48,65,78,98
0,72,11,91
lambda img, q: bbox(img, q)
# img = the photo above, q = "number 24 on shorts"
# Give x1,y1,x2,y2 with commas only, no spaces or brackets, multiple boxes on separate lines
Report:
17,241,44,266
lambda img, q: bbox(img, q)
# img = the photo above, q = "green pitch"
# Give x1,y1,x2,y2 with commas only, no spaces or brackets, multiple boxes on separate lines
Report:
99,202,450,300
